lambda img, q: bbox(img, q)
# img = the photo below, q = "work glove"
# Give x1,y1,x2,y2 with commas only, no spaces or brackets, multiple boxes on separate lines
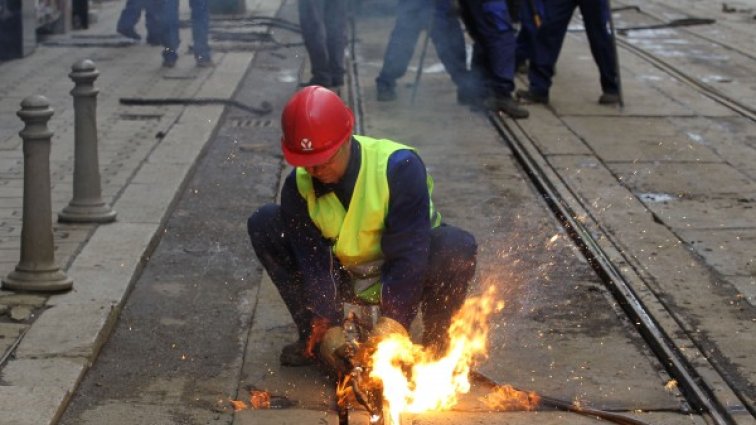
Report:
319,326,350,373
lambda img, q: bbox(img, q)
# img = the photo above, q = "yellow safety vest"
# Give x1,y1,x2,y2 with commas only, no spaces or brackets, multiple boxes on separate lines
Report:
296,135,441,268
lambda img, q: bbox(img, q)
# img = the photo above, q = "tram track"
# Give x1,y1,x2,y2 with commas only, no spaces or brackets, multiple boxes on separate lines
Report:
490,112,745,425
615,38,756,122
582,2,756,122
498,5,756,423
613,1,756,63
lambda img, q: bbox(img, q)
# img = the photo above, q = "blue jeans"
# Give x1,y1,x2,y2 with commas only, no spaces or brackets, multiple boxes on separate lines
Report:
162,0,210,61
376,0,470,91
117,0,163,41
459,0,517,97
527,0,618,96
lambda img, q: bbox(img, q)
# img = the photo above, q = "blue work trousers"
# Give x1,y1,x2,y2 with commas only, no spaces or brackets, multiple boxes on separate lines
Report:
376,0,470,91
515,0,544,67
117,0,163,40
298,0,349,87
247,204,475,345
527,0,618,96
459,0,517,97
162,0,210,61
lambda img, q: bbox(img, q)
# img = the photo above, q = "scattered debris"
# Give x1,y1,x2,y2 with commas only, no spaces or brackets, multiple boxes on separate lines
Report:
9,305,33,322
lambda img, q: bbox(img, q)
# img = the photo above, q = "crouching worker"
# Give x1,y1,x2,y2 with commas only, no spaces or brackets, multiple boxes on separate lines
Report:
247,86,477,367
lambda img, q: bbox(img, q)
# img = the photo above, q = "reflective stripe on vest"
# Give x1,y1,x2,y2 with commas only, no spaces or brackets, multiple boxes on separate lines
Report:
296,135,441,267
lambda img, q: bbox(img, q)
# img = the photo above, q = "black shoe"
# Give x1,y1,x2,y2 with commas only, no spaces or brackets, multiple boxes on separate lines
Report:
280,340,315,367
598,92,620,105
376,84,397,102
485,95,529,119
516,89,549,104
162,49,178,68
195,56,214,68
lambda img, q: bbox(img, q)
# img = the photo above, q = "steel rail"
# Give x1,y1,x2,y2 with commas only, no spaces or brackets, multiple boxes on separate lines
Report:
612,1,756,62
615,37,756,123
571,6,756,123
488,113,737,425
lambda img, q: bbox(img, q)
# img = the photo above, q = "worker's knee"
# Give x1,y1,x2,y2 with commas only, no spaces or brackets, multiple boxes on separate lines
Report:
433,224,477,259
429,225,478,279
247,204,281,244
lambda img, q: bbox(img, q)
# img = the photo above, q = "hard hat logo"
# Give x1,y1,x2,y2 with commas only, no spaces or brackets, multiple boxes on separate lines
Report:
300,138,314,152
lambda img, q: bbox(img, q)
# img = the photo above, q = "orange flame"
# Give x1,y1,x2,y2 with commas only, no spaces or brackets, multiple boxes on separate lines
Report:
250,390,271,409
370,284,503,425
230,400,247,411
306,317,330,358
481,384,540,411
229,389,271,411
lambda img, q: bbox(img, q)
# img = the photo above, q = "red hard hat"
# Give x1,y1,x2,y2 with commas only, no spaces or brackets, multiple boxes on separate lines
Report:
281,86,355,167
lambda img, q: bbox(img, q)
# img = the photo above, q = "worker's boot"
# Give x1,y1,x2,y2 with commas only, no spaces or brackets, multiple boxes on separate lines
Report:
598,92,620,105
485,95,530,119
376,82,397,102
280,339,316,367
516,89,549,104
162,49,178,68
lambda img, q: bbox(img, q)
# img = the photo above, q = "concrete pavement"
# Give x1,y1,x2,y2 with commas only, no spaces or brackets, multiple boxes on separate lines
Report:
0,0,282,423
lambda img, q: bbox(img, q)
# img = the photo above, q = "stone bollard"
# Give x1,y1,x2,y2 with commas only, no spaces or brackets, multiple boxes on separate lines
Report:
59,59,117,223
2,96,73,292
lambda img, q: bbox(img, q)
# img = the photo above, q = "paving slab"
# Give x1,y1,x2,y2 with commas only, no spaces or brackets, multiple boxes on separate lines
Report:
0,386,71,425
562,116,722,162
677,228,756,276
1,357,88,388
0,323,27,359
640,193,756,230
610,162,756,196
14,301,115,359
514,108,591,156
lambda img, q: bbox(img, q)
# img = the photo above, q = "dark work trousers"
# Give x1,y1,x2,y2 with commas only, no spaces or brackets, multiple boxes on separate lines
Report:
375,0,471,92
527,0,618,97
298,0,349,87
116,0,163,41
247,204,477,347
459,0,517,97
515,0,544,68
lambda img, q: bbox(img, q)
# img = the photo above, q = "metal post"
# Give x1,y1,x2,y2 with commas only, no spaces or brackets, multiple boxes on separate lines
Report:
59,59,117,223
2,96,73,292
